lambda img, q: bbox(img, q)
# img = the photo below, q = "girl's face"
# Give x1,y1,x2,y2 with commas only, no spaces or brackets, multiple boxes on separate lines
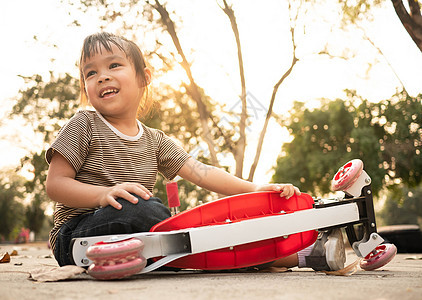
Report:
81,43,148,120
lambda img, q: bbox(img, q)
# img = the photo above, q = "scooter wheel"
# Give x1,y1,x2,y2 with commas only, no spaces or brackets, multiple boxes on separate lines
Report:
331,159,364,191
86,238,144,261
86,238,146,280
360,244,397,271
88,257,147,280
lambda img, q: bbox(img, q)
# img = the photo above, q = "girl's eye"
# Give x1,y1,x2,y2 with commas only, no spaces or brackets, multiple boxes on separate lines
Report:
86,70,96,78
110,63,120,69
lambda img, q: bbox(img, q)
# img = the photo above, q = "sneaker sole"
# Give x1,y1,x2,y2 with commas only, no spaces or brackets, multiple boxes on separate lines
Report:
325,229,346,271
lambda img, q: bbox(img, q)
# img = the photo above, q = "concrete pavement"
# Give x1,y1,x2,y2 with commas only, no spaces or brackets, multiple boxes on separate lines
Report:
0,242,421,300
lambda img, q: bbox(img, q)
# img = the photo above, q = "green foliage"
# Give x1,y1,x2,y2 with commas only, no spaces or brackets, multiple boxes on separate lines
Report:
13,73,80,142
272,90,422,196
0,172,25,240
379,92,422,187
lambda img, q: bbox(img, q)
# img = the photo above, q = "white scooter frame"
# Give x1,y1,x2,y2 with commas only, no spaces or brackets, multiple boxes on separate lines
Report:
72,161,385,273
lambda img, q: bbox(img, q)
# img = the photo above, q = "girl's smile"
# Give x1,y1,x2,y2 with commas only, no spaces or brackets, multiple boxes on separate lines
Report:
99,87,119,98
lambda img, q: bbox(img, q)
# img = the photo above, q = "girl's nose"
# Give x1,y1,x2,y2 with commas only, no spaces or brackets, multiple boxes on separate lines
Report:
98,74,111,84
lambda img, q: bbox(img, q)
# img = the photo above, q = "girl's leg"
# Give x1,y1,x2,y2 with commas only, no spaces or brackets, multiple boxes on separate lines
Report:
54,196,171,266
271,254,299,268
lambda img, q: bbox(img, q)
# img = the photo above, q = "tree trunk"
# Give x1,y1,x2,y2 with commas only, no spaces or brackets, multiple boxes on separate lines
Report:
221,0,247,179
391,0,422,52
152,0,220,166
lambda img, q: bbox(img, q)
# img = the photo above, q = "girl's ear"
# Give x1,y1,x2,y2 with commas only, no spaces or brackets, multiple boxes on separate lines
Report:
144,68,151,86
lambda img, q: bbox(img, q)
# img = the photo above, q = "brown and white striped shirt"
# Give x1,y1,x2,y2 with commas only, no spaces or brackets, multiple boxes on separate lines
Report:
46,110,190,251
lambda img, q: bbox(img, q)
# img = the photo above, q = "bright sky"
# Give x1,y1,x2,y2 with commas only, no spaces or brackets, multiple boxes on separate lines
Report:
1,0,421,182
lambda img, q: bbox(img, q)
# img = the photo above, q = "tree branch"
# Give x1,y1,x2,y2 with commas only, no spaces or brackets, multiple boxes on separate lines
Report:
391,0,422,52
360,28,407,91
247,1,299,181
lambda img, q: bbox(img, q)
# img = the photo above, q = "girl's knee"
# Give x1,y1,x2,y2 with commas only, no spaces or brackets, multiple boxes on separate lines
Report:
117,196,171,224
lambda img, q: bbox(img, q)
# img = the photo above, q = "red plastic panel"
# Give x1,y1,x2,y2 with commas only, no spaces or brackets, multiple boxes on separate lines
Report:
151,191,318,270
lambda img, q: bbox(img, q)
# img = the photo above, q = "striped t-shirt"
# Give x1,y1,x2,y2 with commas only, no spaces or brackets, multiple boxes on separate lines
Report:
46,110,190,251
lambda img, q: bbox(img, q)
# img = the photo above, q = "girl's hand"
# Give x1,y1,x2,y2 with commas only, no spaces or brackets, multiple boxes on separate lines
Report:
99,182,153,210
255,183,301,199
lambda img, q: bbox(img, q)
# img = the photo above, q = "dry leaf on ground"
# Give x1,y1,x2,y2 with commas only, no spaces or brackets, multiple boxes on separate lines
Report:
405,256,422,260
29,265,86,282
0,252,11,263
321,258,362,276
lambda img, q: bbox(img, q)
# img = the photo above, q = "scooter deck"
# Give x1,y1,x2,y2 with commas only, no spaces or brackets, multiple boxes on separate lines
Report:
151,191,318,270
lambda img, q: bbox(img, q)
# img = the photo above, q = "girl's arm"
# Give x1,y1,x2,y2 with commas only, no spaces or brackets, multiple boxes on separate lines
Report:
46,152,152,210
178,157,300,198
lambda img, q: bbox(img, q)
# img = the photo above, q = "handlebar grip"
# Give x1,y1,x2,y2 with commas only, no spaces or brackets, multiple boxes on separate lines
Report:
166,181,180,209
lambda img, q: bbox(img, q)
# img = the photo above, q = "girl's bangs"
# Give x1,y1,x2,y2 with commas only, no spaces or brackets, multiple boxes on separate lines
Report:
81,34,126,62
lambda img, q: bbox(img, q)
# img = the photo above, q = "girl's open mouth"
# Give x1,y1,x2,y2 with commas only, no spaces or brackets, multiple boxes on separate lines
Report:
100,88,119,98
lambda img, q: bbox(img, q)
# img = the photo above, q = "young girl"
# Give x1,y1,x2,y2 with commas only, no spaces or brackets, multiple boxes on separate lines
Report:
46,32,344,271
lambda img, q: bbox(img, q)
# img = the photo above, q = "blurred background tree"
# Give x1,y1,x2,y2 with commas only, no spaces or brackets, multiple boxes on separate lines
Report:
272,90,421,226
379,184,422,225
0,172,25,241
7,73,80,240
273,90,421,195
